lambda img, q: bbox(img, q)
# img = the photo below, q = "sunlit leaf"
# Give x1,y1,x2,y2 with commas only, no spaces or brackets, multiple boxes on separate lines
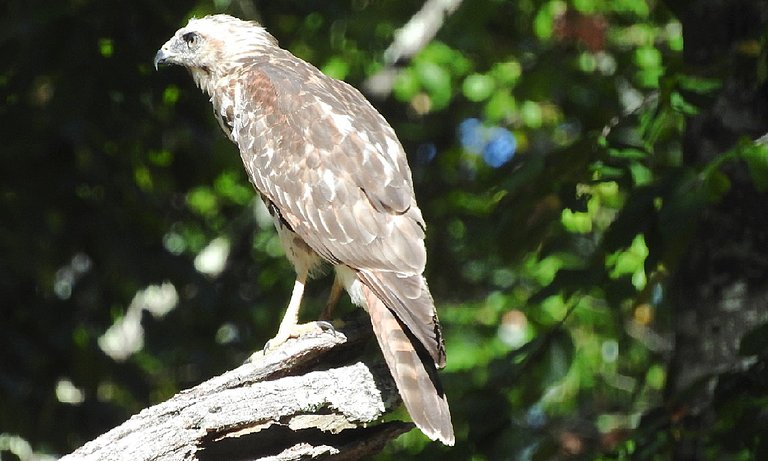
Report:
740,141,768,191
670,91,699,115
214,171,251,205
520,101,543,128
98,38,114,58
163,85,180,105
321,56,350,80
187,186,218,217
561,208,592,233
634,46,662,69
677,75,722,94
484,90,516,122
490,61,522,87
392,68,420,102
462,73,495,102
415,61,452,109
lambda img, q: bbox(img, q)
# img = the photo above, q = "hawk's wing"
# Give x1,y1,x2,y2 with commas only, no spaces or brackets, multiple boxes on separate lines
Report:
232,52,426,275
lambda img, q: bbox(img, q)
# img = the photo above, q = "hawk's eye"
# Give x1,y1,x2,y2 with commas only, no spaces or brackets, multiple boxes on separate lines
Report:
182,32,198,47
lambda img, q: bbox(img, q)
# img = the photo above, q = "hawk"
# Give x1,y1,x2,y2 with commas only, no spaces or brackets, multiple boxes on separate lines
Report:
155,14,454,445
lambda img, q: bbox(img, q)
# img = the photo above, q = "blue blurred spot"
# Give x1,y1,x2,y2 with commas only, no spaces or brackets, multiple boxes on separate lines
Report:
458,118,484,154
525,404,547,429
416,142,437,164
651,283,663,306
482,127,517,168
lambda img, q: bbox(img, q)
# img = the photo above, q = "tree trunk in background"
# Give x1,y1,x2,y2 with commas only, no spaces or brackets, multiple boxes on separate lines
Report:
664,0,768,458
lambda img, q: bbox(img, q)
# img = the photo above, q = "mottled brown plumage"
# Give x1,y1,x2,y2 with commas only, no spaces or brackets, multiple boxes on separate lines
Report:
155,14,454,445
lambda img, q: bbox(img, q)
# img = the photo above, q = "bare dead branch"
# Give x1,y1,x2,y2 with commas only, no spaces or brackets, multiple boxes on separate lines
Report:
62,320,412,461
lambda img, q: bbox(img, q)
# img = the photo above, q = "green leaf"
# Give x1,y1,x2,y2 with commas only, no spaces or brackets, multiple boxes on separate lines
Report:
490,61,522,86
419,41,457,66
148,149,173,167
98,38,113,58
612,0,650,16
677,75,722,94
740,141,768,191
415,61,452,109
704,170,732,201
629,161,653,185
163,85,180,105
606,234,648,279
134,165,152,191
484,90,516,122
187,186,218,217
561,208,592,233
670,91,699,115
608,148,647,160
392,68,420,102
521,101,543,128
321,56,349,80
462,73,496,102
634,46,662,69
533,2,560,40
214,171,251,205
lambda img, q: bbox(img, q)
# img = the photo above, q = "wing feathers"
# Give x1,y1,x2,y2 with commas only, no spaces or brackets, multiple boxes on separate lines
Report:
233,55,427,273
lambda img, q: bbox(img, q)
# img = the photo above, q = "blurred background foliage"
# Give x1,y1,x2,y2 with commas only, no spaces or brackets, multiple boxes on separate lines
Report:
2,0,768,459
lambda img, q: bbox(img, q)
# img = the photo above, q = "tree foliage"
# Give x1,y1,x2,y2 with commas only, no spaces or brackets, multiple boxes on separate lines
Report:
2,0,767,459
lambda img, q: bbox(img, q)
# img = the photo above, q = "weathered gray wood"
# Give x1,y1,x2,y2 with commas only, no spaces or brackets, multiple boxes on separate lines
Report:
63,321,412,460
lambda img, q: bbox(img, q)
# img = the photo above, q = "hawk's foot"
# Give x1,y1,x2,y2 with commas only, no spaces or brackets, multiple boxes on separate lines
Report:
263,320,336,352
245,321,336,364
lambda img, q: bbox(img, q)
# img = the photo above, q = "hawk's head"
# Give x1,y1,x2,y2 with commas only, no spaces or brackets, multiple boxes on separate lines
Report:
154,15,277,87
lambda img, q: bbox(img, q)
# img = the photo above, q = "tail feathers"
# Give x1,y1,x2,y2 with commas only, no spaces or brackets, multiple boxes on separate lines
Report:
357,269,446,368
363,283,455,446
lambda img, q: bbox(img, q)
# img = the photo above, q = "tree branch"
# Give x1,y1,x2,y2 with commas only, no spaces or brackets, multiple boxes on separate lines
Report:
364,0,463,98
63,320,412,461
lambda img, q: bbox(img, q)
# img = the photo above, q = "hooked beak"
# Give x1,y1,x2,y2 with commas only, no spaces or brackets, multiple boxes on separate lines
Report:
154,49,171,71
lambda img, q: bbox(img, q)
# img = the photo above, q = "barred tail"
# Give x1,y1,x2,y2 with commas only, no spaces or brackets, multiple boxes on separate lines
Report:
362,281,454,445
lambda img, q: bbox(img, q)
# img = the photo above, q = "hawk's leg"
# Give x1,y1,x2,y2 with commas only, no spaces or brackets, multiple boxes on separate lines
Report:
264,270,334,352
319,275,343,321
